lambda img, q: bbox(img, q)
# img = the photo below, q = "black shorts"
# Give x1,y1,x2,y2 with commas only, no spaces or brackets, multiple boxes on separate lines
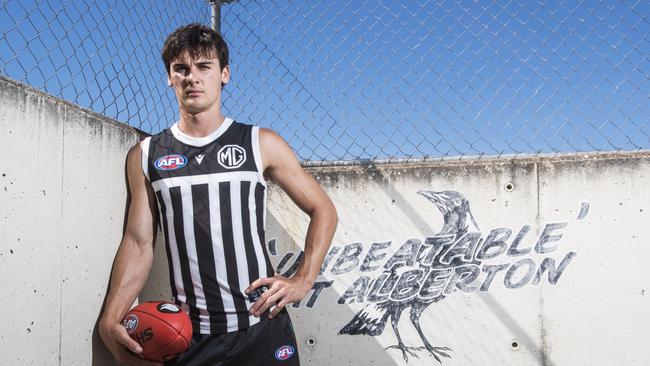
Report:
164,310,300,366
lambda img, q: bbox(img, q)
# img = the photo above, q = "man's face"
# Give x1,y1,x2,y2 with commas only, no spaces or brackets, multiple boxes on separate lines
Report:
167,49,230,114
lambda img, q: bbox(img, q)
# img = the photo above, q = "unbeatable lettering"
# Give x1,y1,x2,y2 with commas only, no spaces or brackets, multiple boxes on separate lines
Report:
272,222,578,308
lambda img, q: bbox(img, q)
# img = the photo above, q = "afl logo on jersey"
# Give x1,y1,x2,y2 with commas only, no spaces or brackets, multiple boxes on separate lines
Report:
154,154,188,171
275,345,295,361
217,145,246,169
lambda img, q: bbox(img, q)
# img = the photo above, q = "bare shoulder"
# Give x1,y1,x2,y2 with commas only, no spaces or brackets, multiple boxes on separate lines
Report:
128,141,142,157
125,142,141,166
259,127,298,170
124,141,147,181
259,127,285,147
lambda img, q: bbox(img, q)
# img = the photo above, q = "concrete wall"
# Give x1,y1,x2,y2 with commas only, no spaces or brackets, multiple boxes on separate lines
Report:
268,154,650,366
2,75,649,365
0,76,140,365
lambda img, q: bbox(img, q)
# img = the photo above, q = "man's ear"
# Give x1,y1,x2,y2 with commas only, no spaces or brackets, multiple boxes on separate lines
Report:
221,65,230,87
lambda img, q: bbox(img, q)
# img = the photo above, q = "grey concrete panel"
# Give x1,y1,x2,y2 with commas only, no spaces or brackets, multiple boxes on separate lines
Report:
59,105,140,365
265,153,650,366
536,156,650,365
0,78,65,365
0,77,141,366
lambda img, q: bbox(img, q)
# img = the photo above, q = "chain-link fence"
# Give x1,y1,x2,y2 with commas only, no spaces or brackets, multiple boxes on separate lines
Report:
0,0,208,133
2,1,648,163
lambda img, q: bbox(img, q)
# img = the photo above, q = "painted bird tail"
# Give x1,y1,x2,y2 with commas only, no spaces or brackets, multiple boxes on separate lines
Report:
338,302,390,336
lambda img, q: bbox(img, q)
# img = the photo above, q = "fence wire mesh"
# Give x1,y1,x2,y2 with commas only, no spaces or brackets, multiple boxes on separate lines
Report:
1,1,648,163
0,0,208,133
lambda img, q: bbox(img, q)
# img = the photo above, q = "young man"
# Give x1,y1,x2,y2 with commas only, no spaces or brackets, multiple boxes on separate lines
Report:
99,23,337,366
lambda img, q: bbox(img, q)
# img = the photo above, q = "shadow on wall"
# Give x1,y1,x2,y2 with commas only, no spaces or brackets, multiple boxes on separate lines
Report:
91,158,133,366
91,296,117,366
139,230,174,303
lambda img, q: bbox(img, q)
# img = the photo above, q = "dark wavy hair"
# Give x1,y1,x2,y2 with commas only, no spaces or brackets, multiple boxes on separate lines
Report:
161,23,229,74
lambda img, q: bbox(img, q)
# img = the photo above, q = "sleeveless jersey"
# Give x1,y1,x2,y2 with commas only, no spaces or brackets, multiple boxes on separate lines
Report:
141,117,274,334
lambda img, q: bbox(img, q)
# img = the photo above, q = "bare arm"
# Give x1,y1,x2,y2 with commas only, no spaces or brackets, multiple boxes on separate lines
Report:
246,128,338,318
99,143,160,366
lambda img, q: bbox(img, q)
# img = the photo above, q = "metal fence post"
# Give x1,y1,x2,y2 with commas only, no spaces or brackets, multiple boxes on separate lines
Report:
210,0,220,32
210,1,238,33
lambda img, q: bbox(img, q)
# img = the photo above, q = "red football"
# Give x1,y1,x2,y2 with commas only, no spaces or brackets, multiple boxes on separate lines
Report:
121,301,192,362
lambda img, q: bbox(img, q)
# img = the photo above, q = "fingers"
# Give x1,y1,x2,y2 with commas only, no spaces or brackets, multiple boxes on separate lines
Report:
246,275,309,319
101,322,163,366
245,276,274,294
268,299,288,319
248,283,278,315
250,288,284,317
246,276,278,316
115,326,143,354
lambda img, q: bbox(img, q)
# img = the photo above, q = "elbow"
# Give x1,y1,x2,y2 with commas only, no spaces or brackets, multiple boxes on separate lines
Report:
305,194,338,229
121,234,155,255
319,198,338,228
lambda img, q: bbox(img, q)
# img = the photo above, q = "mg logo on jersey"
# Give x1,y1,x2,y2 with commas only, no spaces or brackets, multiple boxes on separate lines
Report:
275,345,295,361
217,145,246,169
154,154,188,171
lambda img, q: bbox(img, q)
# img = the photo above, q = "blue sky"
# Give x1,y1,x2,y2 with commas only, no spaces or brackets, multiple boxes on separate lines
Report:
1,1,648,161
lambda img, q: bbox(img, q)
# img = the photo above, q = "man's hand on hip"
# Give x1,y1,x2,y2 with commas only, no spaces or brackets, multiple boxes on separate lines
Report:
246,274,312,319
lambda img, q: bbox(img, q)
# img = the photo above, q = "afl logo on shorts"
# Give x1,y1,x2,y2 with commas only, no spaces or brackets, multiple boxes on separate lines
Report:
275,345,295,361
154,154,188,171
217,145,246,169
157,303,181,314
122,314,139,334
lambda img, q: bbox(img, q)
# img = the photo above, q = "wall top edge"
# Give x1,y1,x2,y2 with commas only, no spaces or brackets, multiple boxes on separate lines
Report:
0,75,148,139
301,150,650,171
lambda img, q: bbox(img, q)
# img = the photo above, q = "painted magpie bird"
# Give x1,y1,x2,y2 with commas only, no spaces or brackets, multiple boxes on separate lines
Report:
339,190,480,363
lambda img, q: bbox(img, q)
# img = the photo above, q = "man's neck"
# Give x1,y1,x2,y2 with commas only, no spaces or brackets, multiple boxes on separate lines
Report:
178,108,225,138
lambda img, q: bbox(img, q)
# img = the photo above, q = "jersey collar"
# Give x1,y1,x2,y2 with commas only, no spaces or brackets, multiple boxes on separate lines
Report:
170,117,233,147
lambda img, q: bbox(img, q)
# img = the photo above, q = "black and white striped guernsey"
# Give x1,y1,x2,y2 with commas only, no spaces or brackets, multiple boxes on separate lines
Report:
141,117,274,334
